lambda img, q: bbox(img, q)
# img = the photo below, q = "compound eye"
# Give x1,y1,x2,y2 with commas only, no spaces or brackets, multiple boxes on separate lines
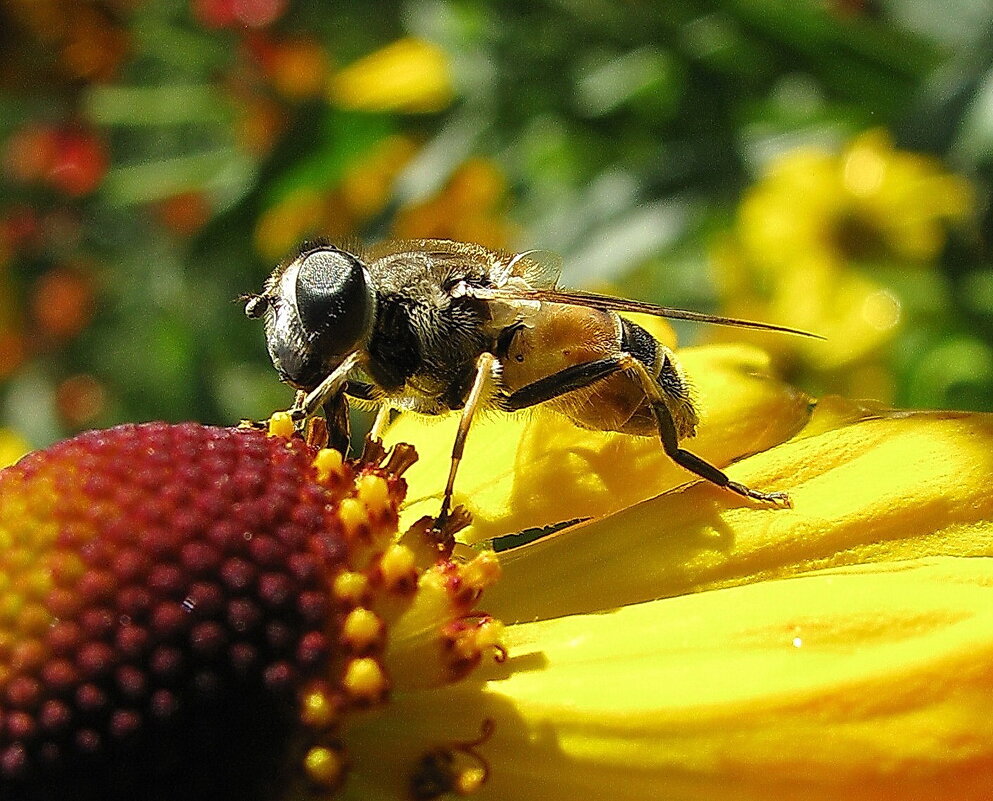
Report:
295,248,375,357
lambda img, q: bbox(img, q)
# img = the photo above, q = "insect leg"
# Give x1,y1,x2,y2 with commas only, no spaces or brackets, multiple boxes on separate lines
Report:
368,404,391,441
437,352,498,527
503,357,623,410
343,380,377,401
322,391,351,455
296,352,362,420
502,353,791,507
618,354,792,507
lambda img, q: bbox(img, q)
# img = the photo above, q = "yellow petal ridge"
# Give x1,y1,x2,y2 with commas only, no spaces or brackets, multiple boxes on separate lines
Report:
340,558,993,801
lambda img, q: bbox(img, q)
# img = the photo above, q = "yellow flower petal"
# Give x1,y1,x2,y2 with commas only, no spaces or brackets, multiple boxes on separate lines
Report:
737,147,845,271
330,37,453,113
791,392,887,438
487,409,993,622
339,557,993,800
384,343,811,542
391,158,517,250
713,248,902,375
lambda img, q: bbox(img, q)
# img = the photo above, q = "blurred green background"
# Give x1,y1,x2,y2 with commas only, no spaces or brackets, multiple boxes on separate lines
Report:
2,0,993,450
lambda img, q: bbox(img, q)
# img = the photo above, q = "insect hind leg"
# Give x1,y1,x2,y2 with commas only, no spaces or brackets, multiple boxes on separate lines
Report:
619,354,791,508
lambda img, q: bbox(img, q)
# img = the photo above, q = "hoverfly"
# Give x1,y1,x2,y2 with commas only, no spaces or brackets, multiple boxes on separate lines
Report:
244,239,818,523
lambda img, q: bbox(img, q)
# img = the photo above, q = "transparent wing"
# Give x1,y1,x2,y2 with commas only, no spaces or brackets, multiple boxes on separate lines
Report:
501,249,563,289
471,285,824,339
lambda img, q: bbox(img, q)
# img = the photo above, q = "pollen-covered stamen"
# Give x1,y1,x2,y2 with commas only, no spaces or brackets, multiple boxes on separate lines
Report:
274,429,504,799
300,680,342,729
382,553,504,691
356,473,391,510
376,543,419,594
304,743,347,790
442,615,507,678
447,551,502,608
410,719,495,800
333,570,370,605
339,497,371,540
314,447,345,483
340,607,384,651
342,656,389,704
267,410,296,438
383,441,419,477
336,467,404,571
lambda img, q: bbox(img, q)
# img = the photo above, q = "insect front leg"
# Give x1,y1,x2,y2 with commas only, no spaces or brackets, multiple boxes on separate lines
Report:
368,404,391,441
342,379,391,446
436,352,499,529
296,352,362,421
322,391,351,455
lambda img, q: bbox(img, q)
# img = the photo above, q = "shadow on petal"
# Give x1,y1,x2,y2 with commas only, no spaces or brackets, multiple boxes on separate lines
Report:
488,408,993,622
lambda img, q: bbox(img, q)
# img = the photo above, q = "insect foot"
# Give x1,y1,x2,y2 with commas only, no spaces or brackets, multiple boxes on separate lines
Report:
726,480,794,509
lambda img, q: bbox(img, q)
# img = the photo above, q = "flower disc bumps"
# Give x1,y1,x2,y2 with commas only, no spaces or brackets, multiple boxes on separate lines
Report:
0,421,502,801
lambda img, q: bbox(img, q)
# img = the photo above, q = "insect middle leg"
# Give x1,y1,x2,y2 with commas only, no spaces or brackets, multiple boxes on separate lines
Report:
436,352,499,528
503,354,791,507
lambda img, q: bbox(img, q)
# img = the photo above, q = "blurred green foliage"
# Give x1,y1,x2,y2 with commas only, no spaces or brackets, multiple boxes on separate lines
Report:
2,0,993,447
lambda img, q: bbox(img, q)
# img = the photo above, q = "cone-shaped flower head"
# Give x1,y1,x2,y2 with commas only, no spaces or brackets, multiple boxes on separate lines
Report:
0,421,501,801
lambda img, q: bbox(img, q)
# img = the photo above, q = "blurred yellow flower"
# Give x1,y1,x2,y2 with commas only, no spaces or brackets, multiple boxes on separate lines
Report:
251,145,517,261
737,129,971,270
341,136,418,219
253,136,420,258
712,129,973,398
254,187,327,261
330,37,453,113
0,428,28,468
393,157,518,250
